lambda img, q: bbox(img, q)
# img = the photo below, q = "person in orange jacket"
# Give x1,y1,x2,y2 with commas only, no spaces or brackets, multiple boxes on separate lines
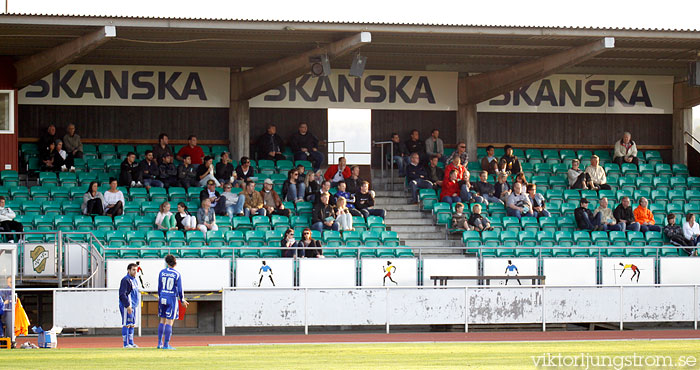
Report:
633,197,662,233
324,157,351,187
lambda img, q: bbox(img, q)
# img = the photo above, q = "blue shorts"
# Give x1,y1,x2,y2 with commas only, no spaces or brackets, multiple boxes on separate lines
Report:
119,304,135,326
158,296,179,320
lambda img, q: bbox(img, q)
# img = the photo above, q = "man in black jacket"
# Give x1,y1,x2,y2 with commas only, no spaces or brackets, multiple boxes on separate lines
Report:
311,192,338,232
39,124,57,157
199,179,227,215
345,166,363,195
474,170,503,204
389,133,409,176
406,153,433,203
158,153,178,188
612,196,641,232
355,181,386,219
405,129,426,164
425,155,444,191
138,150,163,188
215,152,235,185
289,122,324,172
119,152,142,187
258,124,285,161
574,198,603,231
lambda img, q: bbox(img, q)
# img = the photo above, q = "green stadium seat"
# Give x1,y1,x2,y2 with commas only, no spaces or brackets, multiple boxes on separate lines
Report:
635,177,653,193
604,163,621,177
149,187,168,202
30,186,51,201
638,163,655,177
668,190,685,206
232,216,253,231
381,231,400,246
539,217,557,233
620,163,638,177
655,164,672,177
41,200,61,215
245,230,266,244
93,215,114,230
687,177,700,191
463,230,482,254
591,231,609,246
687,190,700,204
558,216,576,232
38,172,58,186
295,201,313,217
114,215,135,230
168,187,187,202
252,215,271,231
10,186,30,201
534,163,553,175
633,190,650,202
616,189,633,202
0,171,19,187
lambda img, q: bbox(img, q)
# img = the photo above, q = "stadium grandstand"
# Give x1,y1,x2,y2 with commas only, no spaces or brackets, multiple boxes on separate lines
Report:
1,12,700,350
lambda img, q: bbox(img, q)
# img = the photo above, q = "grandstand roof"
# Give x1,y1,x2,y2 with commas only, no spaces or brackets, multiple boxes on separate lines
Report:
2,13,700,76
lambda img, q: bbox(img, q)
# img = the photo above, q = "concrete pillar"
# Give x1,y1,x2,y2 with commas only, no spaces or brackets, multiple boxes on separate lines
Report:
457,104,478,163
672,108,692,165
229,99,250,161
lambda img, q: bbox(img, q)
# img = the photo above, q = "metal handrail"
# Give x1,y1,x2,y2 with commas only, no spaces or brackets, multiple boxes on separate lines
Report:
326,140,346,164
373,140,395,191
684,131,700,147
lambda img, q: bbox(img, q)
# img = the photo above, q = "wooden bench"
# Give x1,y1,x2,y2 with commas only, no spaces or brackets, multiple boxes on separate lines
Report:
430,275,546,286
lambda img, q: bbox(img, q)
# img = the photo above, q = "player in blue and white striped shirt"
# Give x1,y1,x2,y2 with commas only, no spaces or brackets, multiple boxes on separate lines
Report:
157,255,188,350
118,263,140,348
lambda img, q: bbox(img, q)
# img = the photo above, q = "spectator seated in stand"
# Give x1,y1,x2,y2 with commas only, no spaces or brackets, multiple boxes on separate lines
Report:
633,197,662,233
314,181,337,206
355,181,385,219
460,170,484,204
138,150,164,188
39,124,57,157
613,196,640,232
297,227,324,258
494,172,512,202
568,158,592,189
335,181,361,217
234,156,255,184
526,183,550,218
243,180,265,217
446,142,468,167
405,129,427,165
406,152,433,204
304,171,321,203
593,197,623,231
664,214,695,256
613,131,639,166
344,165,363,195
119,152,141,187
196,156,220,187
513,172,528,189
63,123,84,159
196,198,218,235
468,203,492,232
481,145,499,174
199,179,227,216
215,152,235,185
324,156,351,187
474,170,502,205
584,155,612,190
335,197,354,231
440,169,462,205
176,135,204,166
0,196,23,243
258,123,286,161
260,178,291,218
221,182,246,218
152,133,173,164
683,214,700,248
282,169,306,203
281,228,301,258
389,133,409,176
312,192,339,232
176,155,198,189
104,178,125,218
40,140,59,172
175,202,197,231
425,155,444,191
499,145,521,174
158,153,179,188
425,128,445,164
53,139,75,172
289,122,324,172
451,202,471,231
82,181,105,215
506,182,533,219
574,198,603,231
155,201,177,231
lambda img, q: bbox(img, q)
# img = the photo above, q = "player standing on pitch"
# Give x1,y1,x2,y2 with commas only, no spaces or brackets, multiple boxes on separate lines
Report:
118,263,140,348
157,255,189,350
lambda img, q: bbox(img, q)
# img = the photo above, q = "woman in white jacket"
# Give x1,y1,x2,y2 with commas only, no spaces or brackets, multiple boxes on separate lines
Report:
683,214,700,250
0,196,23,242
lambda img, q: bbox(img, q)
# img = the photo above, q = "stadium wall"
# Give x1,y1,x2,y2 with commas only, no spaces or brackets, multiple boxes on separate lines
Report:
0,57,18,171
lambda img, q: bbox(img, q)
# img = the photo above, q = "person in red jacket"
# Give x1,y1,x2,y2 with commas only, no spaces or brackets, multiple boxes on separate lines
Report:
440,170,462,204
443,156,466,183
324,157,351,187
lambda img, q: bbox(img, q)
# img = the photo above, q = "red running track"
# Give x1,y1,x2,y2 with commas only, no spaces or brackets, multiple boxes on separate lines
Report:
22,330,700,349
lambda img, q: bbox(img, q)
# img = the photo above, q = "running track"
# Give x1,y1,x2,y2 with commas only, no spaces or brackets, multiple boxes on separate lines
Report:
28,330,700,349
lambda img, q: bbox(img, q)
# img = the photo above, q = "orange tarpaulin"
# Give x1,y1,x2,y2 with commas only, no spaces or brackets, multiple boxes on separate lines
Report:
15,297,29,336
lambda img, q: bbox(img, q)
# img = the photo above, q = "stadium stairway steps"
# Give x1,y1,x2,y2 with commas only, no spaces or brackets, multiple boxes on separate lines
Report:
373,178,463,257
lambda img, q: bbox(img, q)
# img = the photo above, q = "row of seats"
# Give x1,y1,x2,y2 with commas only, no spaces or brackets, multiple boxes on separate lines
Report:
474,148,663,164
21,143,231,159
16,214,386,233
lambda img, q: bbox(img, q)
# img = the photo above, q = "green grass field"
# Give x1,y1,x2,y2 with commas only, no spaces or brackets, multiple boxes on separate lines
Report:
3,340,700,370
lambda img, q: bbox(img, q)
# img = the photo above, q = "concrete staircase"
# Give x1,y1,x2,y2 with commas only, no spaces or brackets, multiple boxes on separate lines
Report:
372,174,464,257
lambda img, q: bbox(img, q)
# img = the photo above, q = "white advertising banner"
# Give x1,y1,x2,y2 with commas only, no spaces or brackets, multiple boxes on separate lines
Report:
298,258,356,287
106,258,231,292
235,258,294,288
477,74,673,114
482,258,538,285
360,258,417,286
249,70,458,111
542,258,597,286
23,243,56,277
18,64,230,108
601,257,655,285
659,258,700,284
422,258,478,286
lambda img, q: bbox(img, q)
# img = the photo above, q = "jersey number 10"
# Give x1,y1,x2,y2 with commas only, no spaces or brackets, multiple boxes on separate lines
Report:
161,276,175,290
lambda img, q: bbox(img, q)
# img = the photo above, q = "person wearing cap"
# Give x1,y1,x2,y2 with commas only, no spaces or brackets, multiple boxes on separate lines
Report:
158,153,178,188
499,145,521,174
199,179,227,215
260,178,291,218
258,123,286,161
215,152,235,185
196,155,220,187
243,180,265,217
574,198,603,231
